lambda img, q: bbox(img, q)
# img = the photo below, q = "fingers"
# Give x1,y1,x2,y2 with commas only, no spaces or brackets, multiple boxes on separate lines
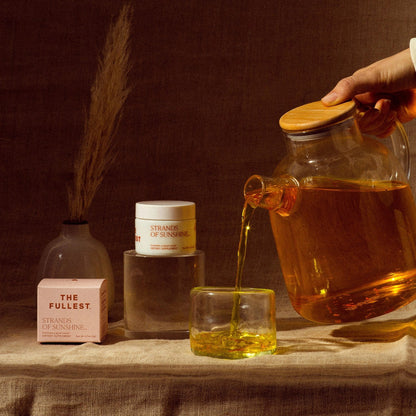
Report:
356,99,397,137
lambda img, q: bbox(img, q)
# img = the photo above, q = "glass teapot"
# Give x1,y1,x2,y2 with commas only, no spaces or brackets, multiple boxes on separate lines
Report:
244,100,416,324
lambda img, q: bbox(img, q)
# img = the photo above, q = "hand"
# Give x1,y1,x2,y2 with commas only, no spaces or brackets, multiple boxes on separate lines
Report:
322,49,416,136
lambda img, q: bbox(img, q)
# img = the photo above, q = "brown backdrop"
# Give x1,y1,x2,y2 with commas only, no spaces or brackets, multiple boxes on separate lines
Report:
2,0,416,313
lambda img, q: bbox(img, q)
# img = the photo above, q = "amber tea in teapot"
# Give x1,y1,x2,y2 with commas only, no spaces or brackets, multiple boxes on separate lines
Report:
245,101,416,324
271,177,416,323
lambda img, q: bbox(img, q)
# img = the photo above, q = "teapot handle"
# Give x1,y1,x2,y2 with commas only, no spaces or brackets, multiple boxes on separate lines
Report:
390,120,411,179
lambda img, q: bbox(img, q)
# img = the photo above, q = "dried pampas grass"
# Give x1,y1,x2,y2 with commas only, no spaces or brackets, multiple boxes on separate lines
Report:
67,4,133,223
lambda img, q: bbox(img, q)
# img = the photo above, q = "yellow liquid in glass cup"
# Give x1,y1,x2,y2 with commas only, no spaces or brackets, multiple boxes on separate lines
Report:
189,287,276,359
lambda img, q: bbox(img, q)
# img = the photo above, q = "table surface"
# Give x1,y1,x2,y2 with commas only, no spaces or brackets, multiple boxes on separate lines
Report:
2,299,416,416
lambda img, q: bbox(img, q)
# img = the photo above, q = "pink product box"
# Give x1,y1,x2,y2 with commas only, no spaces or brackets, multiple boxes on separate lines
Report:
37,278,108,343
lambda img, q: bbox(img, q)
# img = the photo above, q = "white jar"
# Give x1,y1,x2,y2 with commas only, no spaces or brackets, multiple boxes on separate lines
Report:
135,201,196,256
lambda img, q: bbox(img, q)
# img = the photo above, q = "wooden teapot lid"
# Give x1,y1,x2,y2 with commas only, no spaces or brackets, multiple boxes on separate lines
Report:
279,100,356,132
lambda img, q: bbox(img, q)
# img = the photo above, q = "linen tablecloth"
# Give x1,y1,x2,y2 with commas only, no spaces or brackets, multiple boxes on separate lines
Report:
2,299,416,416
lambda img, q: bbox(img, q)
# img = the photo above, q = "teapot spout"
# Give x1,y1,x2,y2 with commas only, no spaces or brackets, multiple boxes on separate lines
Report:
244,174,300,216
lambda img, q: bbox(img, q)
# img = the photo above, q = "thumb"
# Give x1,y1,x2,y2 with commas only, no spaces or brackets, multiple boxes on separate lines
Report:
321,75,367,106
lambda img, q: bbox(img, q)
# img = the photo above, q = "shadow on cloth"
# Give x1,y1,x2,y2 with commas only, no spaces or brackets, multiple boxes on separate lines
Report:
275,337,357,355
331,315,416,342
274,317,357,354
274,314,416,355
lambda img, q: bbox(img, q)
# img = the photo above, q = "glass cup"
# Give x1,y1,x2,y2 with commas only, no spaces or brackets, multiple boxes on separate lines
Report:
189,287,276,359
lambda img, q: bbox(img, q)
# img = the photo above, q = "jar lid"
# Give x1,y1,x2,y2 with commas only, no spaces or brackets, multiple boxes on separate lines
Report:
135,201,195,220
279,100,356,132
